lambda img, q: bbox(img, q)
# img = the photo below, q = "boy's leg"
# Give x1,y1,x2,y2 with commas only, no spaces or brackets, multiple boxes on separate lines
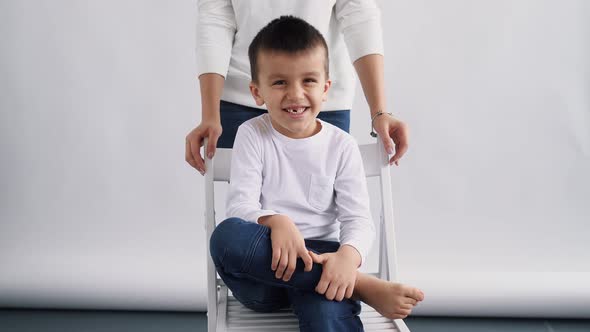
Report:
218,275,288,313
288,289,363,332
210,218,325,294
210,217,424,318
210,217,289,312
352,272,424,319
287,239,363,332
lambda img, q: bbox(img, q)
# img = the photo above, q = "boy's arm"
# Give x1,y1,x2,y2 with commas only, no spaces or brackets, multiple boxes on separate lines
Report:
226,125,277,222
333,139,376,266
310,139,376,302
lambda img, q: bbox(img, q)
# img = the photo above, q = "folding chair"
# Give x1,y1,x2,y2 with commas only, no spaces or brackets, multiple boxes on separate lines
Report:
204,138,411,332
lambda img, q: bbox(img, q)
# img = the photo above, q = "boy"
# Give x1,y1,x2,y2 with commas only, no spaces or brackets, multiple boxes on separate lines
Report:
210,16,424,331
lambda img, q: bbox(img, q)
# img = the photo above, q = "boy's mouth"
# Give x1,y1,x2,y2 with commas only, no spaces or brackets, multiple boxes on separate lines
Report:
283,107,309,114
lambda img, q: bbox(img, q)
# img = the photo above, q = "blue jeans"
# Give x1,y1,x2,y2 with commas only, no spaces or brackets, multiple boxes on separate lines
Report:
210,218,364,332
218,100,351,148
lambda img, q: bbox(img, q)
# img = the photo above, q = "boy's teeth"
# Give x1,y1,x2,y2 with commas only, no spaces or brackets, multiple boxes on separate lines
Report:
287,107,306,114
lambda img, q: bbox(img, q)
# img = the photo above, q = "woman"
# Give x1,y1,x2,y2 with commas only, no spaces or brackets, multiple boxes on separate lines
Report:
186,0,409,174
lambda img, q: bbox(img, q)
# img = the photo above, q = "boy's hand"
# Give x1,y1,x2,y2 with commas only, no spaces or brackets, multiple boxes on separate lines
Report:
309,245,361,302
258,215,313,282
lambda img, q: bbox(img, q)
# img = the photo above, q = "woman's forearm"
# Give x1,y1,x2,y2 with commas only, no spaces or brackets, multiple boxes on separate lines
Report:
198,73,225,121
353,54,386,118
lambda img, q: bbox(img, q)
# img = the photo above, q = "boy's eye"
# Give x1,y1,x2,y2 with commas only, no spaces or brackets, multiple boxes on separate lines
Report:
272,80,286,86
304,78,317,84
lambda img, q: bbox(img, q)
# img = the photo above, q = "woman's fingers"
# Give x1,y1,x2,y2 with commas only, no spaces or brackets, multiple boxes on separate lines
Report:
185,137,203,173
205,130,220,160
373,115,410,166
388,121,409,165
190,136,206,173
185,122,223,174
184,140,196,169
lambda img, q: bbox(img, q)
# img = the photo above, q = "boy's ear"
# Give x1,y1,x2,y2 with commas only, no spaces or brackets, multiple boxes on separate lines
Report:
249,82,265,106
322,79,332,102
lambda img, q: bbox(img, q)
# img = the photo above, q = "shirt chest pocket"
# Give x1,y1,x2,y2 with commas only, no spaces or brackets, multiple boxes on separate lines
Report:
308,174,335,211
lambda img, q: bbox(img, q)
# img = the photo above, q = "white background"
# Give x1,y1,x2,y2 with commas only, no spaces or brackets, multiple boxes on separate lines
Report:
1,0,589,317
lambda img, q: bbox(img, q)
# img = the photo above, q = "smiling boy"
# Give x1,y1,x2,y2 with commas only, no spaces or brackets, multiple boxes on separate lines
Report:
209,16,424,331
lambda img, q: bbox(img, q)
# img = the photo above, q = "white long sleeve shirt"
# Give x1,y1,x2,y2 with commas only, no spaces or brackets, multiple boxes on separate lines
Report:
226,114,375,264
196,0,384,111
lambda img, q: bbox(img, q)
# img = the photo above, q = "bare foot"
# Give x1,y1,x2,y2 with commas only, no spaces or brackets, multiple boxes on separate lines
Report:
354,273,424,319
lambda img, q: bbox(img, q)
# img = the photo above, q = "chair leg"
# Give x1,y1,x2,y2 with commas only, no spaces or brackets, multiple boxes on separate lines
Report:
394,318,411,332
216,286,228,332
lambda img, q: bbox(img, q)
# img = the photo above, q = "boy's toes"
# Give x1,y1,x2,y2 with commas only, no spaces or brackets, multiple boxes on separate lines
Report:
408,288,425,302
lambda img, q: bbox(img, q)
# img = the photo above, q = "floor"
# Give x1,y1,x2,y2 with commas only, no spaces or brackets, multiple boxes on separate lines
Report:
1,309,589,332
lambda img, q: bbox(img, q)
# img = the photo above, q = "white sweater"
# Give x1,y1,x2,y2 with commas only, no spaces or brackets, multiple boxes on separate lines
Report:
196,0,384,111
226,114,375,264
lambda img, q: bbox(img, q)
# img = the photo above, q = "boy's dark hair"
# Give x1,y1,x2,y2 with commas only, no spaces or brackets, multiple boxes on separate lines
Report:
248,15,329,83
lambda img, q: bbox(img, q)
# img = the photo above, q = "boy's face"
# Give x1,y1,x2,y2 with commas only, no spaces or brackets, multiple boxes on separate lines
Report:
249,47,331,139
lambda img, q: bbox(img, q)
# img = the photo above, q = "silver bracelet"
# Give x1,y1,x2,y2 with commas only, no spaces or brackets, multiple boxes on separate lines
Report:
370,111,393,137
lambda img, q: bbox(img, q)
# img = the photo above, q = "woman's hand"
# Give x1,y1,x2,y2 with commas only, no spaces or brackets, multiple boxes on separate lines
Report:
372,113,409,166
186,73,225,175
185,119,222,175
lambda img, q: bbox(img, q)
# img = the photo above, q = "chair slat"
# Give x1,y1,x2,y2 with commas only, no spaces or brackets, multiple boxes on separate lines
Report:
223,292,400,331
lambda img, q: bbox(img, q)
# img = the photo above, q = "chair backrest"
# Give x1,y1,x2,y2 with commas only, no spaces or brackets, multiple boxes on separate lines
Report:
203,138,400,331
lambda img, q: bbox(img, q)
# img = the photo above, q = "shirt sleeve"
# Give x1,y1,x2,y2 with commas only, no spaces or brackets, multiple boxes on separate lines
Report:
334,0,384,62
334,138,376,266
196,0,237,77
226,124,278,223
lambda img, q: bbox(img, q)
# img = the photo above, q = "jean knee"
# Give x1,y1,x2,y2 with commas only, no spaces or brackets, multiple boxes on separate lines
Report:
210,217,266,269
210,218,244,264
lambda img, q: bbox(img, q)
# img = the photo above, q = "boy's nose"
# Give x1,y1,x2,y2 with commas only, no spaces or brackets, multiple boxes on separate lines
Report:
286,83,305,99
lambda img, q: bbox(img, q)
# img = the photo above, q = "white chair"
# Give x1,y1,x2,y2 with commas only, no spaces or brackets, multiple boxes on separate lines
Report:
204,138,411,332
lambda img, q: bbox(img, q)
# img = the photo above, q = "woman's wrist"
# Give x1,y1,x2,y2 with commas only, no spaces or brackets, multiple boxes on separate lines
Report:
370,111,394,137
369,107,387,118
201,106,221,122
